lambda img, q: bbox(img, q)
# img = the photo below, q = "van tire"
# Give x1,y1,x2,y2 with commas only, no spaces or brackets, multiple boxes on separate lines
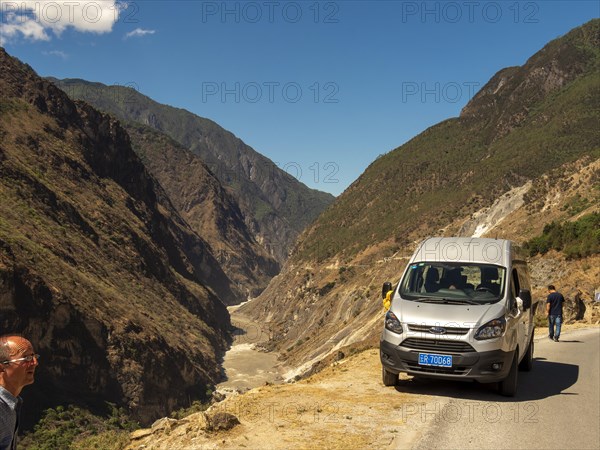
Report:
382,367,398,386
499,352,518,397
519,336,534,372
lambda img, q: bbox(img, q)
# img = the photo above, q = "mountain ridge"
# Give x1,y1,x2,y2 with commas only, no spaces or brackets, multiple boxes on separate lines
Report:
239,19,600,371
124,121,279,301
48,77,335,265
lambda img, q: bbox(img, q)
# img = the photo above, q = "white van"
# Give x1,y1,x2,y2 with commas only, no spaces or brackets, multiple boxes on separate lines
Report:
380,237,535,396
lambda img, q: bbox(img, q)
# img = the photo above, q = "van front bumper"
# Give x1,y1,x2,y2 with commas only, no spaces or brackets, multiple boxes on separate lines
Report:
380,339,515,383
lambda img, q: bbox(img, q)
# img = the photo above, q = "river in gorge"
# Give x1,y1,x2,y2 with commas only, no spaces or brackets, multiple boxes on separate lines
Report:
216,303,287,392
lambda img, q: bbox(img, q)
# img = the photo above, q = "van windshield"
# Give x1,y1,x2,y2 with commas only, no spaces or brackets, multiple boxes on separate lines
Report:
399,262,506,304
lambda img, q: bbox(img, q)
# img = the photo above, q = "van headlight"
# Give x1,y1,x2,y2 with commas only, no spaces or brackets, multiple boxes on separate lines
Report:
475,317,506,340
385,311,403,335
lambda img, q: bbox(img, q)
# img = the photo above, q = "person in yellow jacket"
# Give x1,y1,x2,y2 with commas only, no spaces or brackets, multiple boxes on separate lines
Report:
382,289,393,311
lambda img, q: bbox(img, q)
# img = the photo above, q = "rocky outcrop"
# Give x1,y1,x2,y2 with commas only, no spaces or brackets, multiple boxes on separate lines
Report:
0,47,233,426
125,124,280,301
528,252,600,325
460,20,599,140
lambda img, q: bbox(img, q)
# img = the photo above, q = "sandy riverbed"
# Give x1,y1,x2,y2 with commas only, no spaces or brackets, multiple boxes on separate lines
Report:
217,308,287,391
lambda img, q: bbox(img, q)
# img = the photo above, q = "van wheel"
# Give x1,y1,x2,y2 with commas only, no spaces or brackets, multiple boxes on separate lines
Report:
498,352,518,397
382,367,398,386
519,337,534,372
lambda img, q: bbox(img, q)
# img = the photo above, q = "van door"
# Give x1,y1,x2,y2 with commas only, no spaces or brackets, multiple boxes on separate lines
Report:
517,263,534,342
510,268,528,360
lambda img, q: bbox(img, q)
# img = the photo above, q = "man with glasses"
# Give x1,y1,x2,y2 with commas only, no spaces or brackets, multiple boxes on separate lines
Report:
0,335,39,450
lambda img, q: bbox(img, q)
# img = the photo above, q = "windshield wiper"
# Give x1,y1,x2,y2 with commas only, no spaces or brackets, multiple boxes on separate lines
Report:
440,298,479,305
406,297,478,305
406,297,437,302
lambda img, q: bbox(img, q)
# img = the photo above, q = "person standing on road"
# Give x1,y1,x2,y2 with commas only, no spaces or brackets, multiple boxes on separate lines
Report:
546,285,565,342
0,335,39,450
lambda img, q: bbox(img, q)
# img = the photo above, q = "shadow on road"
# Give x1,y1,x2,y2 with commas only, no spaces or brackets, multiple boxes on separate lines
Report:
394,358,579,402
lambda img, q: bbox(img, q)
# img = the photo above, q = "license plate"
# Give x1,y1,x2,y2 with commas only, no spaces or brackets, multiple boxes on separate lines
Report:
418,353,452,367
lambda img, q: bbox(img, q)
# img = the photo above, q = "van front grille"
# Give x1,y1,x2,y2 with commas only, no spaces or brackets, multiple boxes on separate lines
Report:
400,338,475,353
407,324,470,335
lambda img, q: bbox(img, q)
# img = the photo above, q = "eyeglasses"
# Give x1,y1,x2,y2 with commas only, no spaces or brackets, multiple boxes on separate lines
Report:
1,354,40,365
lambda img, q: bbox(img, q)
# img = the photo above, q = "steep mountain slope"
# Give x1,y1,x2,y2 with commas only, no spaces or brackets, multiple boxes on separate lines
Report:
48,79,335,263
239,20,600,372
0,47,232,426
124,122,279,300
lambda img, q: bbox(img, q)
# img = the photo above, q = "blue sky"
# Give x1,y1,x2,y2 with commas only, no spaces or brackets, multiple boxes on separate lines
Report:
1,1,598,195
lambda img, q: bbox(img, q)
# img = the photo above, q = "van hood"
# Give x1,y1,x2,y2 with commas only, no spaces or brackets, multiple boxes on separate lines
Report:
392,298,505,329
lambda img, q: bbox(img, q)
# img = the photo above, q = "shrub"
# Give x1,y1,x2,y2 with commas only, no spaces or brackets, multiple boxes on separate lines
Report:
20,404,138,450
169,400,210,420
524,212,600,259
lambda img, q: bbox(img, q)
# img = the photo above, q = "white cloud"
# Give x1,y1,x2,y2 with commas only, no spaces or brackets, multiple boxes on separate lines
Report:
43,49,68,59
124,27,155,39
1,18,50,42
0,1,124,43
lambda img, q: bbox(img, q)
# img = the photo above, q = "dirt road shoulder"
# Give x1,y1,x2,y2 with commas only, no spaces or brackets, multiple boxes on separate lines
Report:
127,348,440,449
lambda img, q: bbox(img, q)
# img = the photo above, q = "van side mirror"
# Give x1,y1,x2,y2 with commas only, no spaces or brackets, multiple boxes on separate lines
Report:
382,282,393,299
519,289,532,310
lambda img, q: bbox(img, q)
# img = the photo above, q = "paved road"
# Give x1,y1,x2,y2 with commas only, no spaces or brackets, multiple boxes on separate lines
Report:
395,327,600,450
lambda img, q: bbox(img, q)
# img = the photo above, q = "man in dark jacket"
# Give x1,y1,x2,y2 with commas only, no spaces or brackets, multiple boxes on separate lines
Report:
546,285,565,342
0,335,39,450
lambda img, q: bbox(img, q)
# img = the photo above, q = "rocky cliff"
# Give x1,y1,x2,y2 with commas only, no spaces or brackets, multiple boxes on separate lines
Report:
0,47,232,426
125,123,279,301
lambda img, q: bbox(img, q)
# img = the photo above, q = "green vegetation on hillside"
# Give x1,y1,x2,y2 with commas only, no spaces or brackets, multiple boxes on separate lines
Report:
1,47,232,430
294,19,600,263
524,212,600,259
20,405,137,450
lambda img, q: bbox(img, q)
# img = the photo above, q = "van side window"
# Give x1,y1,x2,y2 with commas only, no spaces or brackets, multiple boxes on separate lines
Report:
511,268,520,299
515,264,531,291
